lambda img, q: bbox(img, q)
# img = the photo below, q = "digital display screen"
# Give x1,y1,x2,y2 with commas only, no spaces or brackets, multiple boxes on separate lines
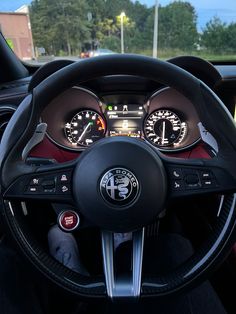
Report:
105,104,145,137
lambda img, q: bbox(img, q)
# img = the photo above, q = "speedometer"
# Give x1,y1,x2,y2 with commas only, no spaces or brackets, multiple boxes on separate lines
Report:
64,110,105,146
144,109,187,148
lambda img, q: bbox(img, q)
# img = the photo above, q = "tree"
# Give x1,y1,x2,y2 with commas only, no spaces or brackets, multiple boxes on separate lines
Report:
226,23,236,52
86,0,136,51
141,1,198,54
97,18,117,38
158,2,198,51
201,17,236,54
30,0,91,55
85,0,107,50
29,0,201,56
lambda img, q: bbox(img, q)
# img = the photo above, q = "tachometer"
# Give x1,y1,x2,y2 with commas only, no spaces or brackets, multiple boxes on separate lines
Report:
65,110,105,146
144,109,187,148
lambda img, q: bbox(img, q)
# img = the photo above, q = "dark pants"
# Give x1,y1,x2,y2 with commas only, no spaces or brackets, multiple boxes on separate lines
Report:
95,233,228,314
0,234,228,314
0,240,44,314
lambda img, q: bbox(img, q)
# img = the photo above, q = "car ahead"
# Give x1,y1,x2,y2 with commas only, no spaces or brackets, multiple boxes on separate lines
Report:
92,48,115,57
80,50,90,58
80,48,115,59
80,50,93,58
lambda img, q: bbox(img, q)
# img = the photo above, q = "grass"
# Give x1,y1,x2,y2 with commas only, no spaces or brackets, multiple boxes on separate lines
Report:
129,48,236,62
29,49,236,65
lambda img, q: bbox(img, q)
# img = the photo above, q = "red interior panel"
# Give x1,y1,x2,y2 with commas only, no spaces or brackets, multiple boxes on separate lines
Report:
29,136,211,162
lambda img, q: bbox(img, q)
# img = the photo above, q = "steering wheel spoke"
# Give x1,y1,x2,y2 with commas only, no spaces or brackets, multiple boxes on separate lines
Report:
101,228,145,300
3,163,76,204
162,156,236,199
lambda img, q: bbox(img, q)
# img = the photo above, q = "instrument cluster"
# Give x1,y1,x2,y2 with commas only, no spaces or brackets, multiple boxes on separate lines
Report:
41,87,201,152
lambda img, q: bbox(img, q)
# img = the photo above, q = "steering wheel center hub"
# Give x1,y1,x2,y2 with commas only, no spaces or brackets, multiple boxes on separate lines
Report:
100,167,139,206
73,137,167,232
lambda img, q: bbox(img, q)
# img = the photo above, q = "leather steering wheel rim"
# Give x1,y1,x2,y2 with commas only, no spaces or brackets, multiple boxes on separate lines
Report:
0,55,236,299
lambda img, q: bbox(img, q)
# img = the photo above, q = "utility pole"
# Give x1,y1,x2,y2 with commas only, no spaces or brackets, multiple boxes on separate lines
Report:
153,0,159,58
120,12,125,54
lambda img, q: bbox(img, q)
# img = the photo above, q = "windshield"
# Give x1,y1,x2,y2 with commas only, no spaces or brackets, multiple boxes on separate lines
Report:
0,0,235,63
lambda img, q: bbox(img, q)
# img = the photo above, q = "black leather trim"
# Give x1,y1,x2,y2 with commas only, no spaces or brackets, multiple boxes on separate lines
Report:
0,33,29,83
28,59,74,91
168,56,222,88
0,95,36,187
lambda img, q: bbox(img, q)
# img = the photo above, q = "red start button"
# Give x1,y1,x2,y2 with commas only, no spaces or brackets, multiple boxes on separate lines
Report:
58,211,80,231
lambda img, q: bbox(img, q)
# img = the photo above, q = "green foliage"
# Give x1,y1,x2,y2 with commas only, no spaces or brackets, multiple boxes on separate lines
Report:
29,0,236,58
159,1,198,50
143,1,198,52
30,0,91,55
6,38,14,50
100,36,120,52
202,17,236,54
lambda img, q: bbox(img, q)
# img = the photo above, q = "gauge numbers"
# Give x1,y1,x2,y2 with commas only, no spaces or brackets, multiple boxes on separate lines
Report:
144,109,187,148
65,110,105,146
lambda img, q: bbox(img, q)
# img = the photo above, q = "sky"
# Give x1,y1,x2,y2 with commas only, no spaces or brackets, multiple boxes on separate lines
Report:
140,0,236,29
0,0,236,30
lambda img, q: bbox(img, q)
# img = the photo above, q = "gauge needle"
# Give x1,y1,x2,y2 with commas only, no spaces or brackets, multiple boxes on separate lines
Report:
78,122,91,142
161,121,166,145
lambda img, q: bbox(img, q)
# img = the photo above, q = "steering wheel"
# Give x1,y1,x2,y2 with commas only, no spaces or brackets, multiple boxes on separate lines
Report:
1,55,236,300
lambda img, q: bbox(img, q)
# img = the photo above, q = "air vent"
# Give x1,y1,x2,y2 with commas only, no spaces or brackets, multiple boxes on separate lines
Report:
0,105,16,142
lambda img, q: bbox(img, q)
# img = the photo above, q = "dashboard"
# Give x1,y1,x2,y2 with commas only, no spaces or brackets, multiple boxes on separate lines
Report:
1,55,236,162
41,86,201,153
